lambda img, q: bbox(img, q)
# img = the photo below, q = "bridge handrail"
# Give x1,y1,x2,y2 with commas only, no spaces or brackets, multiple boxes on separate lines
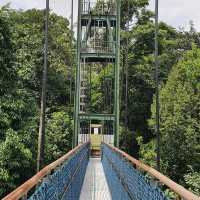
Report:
3,142,89,200
104,142,199,200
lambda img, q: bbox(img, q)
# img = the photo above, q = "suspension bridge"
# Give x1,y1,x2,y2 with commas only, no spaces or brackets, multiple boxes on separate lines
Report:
2,0,200,200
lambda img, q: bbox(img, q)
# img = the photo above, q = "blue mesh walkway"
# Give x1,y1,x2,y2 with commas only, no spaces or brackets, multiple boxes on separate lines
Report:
3,143,199,200
79,158,112,200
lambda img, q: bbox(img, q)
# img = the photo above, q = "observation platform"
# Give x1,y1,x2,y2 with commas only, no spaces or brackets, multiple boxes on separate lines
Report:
80,158,111,200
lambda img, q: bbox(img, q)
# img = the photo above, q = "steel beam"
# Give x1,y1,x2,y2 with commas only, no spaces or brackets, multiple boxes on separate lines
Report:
74,0,82,147
114,0,121,147
79,113,115,121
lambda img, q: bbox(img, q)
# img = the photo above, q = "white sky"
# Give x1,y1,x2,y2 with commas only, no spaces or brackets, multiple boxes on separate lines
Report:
0,0,200,31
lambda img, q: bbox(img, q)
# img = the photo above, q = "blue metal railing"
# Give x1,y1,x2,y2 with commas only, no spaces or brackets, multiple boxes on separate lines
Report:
3,142,90,200
4,142,199,200
29,143,89,200
101,143,168,200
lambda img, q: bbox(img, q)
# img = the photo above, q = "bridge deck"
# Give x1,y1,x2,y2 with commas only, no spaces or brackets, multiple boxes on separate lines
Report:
79,157,112,200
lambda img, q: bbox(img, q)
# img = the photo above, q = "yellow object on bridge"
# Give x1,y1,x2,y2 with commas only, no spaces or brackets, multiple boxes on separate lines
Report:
90,124,102,151
90,135,102,150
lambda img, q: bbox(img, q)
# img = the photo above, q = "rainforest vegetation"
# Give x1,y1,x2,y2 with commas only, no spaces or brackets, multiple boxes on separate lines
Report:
0,0,199,197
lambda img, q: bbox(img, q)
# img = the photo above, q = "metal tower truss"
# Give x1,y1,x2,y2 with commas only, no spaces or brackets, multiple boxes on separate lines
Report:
74,0,120,147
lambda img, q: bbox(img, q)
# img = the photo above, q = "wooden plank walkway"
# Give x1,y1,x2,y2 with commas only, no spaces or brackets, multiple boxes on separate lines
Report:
79,158,112,200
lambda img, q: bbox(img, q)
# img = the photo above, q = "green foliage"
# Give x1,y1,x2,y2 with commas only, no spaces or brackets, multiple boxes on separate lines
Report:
121,0,149,27
184,171,200,196
120,5,181,156
0,0,200,197
120,127,139,157
0,6,17,96
90,63,114,113
120,2,200,194
11,9,74,106
137,136,157,168
150,46,200,192
0,130,33,197
45,111,73,163
0,89,37,135
0,6,74,197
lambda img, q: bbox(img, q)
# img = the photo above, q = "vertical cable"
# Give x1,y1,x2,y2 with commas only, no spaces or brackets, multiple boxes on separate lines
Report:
114,0,121,147
74,0,82,147
70,0,74,105
155,0,160,171
110,72,112,113
90,64,92,111
70,0,74,148
124,0,129,145
71,0,74,31
37,0,49,172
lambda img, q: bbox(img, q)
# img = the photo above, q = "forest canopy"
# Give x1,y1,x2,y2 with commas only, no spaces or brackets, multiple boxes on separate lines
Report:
0,0,200,197
0,6,74,196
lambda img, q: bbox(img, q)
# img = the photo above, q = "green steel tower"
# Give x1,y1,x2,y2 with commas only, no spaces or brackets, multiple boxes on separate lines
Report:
74,0,121,148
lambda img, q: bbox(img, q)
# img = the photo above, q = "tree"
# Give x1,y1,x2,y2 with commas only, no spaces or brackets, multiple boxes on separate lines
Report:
184,171,200,196
149,45,200,193
0,5,17,97
0,130,33,197
45,110,73,163
119,6,181,156
0,7,74,197
121,0,149,28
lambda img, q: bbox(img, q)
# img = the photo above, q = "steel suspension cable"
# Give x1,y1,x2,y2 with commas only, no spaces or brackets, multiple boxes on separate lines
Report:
37,0,49,172
69,0,74,105
125,0,130,143
155,0,160,171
